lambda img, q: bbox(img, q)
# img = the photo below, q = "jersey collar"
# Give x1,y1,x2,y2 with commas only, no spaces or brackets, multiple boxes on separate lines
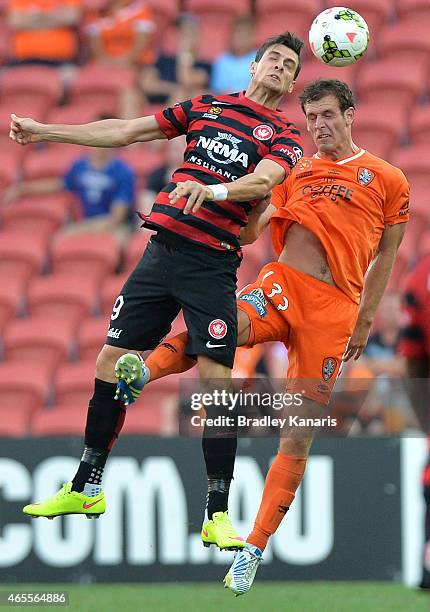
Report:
314,148,366,165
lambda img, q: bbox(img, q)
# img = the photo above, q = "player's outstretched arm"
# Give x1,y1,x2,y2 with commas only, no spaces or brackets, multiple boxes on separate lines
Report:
170,159,286,214
9,114,166,148
344,222,407,362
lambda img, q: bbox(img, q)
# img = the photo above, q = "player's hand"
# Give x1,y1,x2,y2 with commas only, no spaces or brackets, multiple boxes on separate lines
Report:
169,180,213,214
9,114,46,145
343,319,372,362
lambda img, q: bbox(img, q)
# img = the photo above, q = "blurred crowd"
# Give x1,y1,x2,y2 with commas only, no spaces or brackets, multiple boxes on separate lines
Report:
0,0,429,436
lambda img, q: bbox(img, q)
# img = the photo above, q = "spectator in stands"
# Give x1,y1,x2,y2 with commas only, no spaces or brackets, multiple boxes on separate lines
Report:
121,13,211,117
210,14,257,95
85,0,155,68
4,138,135,242
6,0,82,65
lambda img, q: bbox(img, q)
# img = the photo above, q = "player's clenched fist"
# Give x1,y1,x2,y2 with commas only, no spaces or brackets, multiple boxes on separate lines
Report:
9,113,45,145
169,180,214,214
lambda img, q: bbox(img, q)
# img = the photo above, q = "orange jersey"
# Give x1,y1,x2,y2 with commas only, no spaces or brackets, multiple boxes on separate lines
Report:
271,149,410,304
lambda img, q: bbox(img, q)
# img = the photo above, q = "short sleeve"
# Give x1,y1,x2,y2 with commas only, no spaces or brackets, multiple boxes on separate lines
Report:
384,168,410,225
154,98,194,139
112,164,135,206
265,127,304,176
271,176,291,209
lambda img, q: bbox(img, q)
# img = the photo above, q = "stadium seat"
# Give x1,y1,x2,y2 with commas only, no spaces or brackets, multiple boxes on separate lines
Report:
377,21,430,67
256,0,320,43
0,230,47,286
409,104,430,146
51,233,121,283
78,317,108,361
0,408,29,437
1,193,72,238
1,65,63,109
0,152,19,191
119,144,167,188
396,0,430,25
147,0,179,30
48,104,101,125
70,64,135,116
22,144,84,181
27,274,99,327
0,362,51,419
31,402,88,436
324,0,393,37
122,402,167,435
100,273,128,316
55,360,95,406
184,0,252,62
123,229,154,273
390,145,429,216
356,59,426,109
0,275,25,334
353,102,406,159
3,316,75,373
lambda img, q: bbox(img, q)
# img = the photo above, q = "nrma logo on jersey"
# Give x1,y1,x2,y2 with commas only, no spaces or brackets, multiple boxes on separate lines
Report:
197,133,249,167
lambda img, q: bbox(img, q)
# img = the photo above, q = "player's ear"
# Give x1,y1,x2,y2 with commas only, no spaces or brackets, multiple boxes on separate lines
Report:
250,61,257,77
287,80,296,94
345,107,355,125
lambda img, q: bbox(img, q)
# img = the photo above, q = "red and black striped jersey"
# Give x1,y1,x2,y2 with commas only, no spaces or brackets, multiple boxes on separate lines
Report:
141,91,303,251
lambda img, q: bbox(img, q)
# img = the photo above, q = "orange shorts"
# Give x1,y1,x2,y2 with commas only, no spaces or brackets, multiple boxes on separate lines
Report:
237,262,358,405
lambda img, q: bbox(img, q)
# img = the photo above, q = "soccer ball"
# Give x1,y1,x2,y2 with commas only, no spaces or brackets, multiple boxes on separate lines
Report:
309,7,369,67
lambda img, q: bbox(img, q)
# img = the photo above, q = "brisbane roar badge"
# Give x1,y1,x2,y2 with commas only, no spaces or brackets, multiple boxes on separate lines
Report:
357,167,375,186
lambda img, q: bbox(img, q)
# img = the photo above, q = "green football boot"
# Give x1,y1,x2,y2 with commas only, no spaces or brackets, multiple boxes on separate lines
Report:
201,511,245,550
114,353,150,406
23,481,105,520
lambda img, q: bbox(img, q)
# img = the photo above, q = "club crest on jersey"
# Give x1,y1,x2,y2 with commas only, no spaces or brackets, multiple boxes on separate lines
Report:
197,132,248,167
253,124,274,141
357,167,375,186
208,319,227,339
297,159,312,172
203,106,223,119
322,357,337,381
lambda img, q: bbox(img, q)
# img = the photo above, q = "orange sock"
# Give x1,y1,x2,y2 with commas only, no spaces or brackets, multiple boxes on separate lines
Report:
146,332,196,381
247,452,307,552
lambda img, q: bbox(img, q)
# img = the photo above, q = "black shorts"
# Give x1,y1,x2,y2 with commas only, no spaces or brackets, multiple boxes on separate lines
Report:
106,232,240,368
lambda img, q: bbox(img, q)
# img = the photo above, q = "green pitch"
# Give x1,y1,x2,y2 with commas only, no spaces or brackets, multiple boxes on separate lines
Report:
2,583,426,612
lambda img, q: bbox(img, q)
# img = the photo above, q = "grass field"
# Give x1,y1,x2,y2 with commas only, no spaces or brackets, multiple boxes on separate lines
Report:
2,583,427,612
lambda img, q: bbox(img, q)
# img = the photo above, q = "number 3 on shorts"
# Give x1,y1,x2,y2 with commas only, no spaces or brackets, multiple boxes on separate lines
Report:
111,295,124,320
262,273,289,312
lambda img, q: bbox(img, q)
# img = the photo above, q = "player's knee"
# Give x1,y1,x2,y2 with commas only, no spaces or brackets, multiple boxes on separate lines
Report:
95,345,131,382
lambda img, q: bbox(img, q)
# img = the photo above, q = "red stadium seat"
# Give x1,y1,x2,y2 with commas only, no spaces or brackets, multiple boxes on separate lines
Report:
0,230,47,285
31,402,88,436
147,0,178,30
70,64,135,116
123,229,153,273
1,193,72,238
256,0,320,44
48,104,101,125
1,66,63,109
0,409,30,437
409,104,430,146
22,144,84,181
0,362,51,418
356,59,426,110
119,143,166,188
27,274,99,327
353,102,406,159
186,0,250,14
51,233,121,283
390,145,429,216
3,316,75,373
377,21,430,67
78,317,108,361
122,402,166,435
55,360,95,406
396,0,430,25
324,0,393,37
0,275,25,334
100,273,128,316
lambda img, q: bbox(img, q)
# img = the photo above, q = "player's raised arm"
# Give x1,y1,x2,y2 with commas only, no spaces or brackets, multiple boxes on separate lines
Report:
344,222,407,362
9,114,166,148
171,159,286,215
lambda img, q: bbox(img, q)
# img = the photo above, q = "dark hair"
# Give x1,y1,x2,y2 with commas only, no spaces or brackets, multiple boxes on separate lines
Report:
299,79,356,114
254,32,304,79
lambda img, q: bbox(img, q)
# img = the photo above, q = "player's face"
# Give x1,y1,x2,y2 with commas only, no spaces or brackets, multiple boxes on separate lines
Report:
250,44,299,96
304,95,354,154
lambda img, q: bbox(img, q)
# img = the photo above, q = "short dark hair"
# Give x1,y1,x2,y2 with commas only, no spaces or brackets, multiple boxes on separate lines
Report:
254,32,304,79
299,79,356,114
